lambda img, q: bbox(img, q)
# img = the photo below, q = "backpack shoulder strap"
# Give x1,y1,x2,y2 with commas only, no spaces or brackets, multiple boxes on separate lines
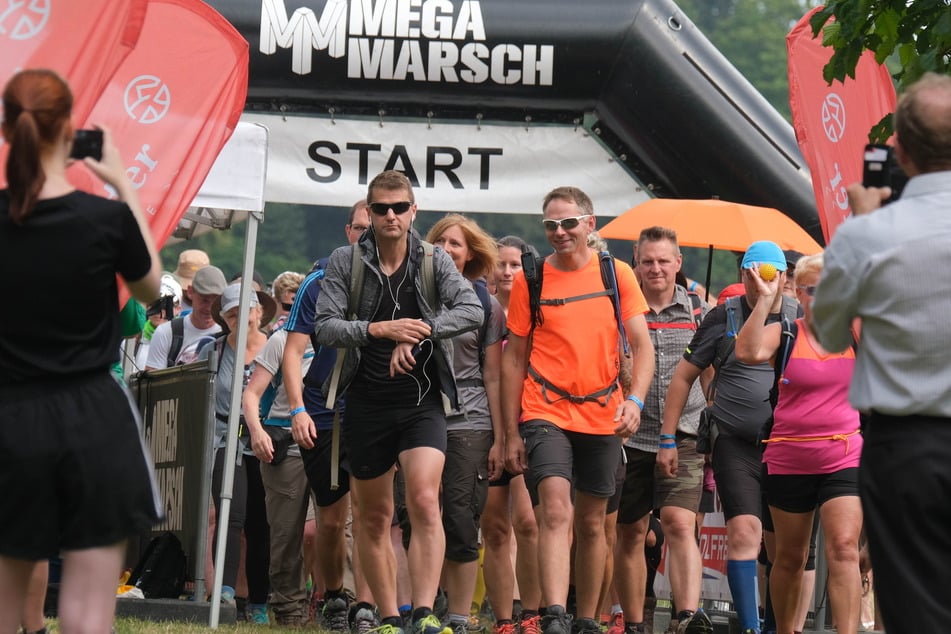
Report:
688,291,704,325
598,252,630,355
471,278,493,366
770,317,799,408
167,317,185,367
708,296,742,400
522,246,545,333
348,243,364,319
420,240,437,313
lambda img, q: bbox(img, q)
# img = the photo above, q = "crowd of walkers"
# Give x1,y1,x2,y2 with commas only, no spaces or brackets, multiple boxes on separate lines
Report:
3,67,950,634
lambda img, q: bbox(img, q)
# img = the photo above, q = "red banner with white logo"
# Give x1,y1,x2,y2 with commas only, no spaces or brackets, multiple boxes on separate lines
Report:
787,7,897,242
68,0,249,251
0,0,147,183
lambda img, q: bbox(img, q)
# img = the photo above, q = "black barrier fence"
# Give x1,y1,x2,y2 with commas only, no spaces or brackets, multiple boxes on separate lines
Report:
128,358,217,600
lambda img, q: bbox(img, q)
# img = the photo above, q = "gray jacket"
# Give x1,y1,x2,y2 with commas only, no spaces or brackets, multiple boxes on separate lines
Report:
314,228,483,410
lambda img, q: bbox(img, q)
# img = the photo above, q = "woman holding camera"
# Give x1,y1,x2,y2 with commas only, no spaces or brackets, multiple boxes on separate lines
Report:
0,69,162,632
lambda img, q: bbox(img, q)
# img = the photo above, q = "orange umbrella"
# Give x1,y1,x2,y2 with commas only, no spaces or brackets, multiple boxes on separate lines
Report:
599,198,822,301
599,198,822,254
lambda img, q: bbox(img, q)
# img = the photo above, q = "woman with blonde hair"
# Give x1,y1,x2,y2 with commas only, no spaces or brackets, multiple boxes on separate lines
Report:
425,214,507,634
736,253,863,634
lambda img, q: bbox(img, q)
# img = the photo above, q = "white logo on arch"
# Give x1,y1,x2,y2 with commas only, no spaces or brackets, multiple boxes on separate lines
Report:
0,0,51,40
821,93,846,143
124,75,171,124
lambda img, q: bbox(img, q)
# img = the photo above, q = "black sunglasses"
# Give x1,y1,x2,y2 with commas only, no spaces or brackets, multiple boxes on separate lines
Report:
541,215,590,232
368,201,414,216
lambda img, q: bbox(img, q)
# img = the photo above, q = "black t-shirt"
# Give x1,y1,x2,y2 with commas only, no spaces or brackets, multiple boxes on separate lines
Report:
684,296,799,440
0,190,151,384
353,257,433,405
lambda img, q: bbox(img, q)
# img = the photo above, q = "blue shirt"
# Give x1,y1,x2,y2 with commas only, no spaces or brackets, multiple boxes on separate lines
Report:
285,263,340,430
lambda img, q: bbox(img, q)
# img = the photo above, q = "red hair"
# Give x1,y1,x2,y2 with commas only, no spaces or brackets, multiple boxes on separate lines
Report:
2,69,73,224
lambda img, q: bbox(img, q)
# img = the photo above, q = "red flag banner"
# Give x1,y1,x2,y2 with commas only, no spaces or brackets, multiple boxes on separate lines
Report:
69,0,249,251
0,0,148,184
787,6,897,241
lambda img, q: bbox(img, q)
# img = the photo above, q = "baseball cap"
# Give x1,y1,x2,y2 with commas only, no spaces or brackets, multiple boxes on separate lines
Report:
190,265,227,296
740,240,787,271
212,282,278,332
783,249,805,270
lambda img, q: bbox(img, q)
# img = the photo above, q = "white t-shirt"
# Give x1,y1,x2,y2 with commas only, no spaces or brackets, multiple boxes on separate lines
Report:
145,316,221,369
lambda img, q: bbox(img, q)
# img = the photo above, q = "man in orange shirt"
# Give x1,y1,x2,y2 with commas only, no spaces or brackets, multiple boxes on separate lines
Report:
502,186,654,634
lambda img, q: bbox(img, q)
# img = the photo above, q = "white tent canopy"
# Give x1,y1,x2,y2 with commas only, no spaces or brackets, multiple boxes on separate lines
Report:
175,121,268,240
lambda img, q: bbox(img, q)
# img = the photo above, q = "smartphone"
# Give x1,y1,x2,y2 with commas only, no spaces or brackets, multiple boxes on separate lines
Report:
862,143,907,202
69,129,103,161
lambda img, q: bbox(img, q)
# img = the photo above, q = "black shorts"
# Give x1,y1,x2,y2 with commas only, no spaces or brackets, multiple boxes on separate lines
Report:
711,432,763,521
301,427,351,508
521,420,622,506
764,467,860,514
606,456,627,515
344,394,446,480
617,446,656,524
0,372,162,559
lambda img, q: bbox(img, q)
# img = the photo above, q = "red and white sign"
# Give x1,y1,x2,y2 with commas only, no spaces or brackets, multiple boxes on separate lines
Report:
787,7,896,241
69,0,249,250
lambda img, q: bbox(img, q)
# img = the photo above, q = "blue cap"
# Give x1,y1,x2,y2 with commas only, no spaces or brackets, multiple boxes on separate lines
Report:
741,240,787,271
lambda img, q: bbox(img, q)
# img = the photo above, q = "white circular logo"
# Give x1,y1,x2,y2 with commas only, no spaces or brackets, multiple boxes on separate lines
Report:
124,75,171,124
821,93,846,143
0,0,51,40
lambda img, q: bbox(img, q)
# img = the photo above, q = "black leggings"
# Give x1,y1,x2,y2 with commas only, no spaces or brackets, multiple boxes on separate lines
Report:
212,450,270,603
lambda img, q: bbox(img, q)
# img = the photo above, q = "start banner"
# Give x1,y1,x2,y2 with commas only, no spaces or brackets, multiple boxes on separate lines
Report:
242,112,651,216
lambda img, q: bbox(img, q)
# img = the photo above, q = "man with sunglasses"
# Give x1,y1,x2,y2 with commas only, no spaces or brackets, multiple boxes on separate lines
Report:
283,198,371,629
502,186,654,634
313,170,483,634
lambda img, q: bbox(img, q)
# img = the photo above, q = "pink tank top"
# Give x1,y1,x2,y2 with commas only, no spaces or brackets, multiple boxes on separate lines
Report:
763,319,862,475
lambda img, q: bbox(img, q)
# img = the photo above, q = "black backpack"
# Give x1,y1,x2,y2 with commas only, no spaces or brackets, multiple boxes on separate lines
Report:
129,532,187,599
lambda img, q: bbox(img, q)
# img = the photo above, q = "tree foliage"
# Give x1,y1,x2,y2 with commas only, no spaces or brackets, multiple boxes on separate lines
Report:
811,0,951,87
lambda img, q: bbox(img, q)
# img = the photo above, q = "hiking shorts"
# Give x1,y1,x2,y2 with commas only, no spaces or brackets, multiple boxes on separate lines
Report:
442,429,493,562
521,419,622,506
711,432,763,521
765,467,859,514
617,446,656,524
655,434,704,513
344,395,446,480
0,372,162,559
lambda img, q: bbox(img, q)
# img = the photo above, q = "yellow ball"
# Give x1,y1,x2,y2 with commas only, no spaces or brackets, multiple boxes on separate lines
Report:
759,263,777,281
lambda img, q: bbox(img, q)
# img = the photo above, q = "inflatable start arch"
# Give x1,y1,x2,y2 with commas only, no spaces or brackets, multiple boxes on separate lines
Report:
205,0,822,241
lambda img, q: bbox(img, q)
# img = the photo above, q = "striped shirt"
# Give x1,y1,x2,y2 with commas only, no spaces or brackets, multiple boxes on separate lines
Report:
627,285,708,452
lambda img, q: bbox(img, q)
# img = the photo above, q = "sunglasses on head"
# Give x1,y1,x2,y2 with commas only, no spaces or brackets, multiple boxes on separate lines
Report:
368,201,414,216
541,215,590,232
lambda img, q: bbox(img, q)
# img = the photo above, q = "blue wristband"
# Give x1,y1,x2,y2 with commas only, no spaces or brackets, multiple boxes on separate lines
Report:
659,433,676,440
659,441,677,450
289,406,306,417
627,394,644,410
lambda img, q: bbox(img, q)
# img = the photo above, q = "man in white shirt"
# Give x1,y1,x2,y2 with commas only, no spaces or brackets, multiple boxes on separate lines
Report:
145,265,226,370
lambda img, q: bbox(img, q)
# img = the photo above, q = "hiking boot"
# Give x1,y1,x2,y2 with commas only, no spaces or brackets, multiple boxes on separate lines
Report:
414,614,453,634
310,594,324,624
494,621,518,634
571,618,601,634
675,610,713,634
606,613,624,634
369,624,406,634
541,607,570,634
519,613,542,634
323,595,352,633
248,603,270,625
353,605,381,634
450,619,470,634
